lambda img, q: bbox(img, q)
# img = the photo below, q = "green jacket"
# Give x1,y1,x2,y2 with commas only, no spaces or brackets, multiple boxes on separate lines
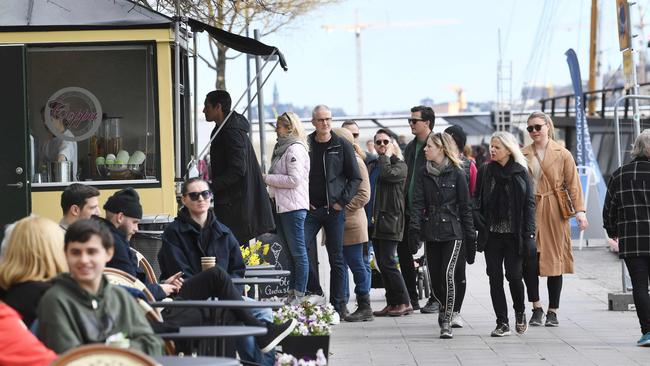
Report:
37,273,163,355
371,154,408,242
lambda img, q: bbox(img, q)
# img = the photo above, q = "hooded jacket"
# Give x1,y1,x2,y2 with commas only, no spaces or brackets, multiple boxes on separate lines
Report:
99,216,166,301
158,207,245,280
410,162,476,242
209,111,275,243
37,273,163,355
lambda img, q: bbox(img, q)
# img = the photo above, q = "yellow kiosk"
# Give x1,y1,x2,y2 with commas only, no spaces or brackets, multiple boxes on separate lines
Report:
0,0,286,227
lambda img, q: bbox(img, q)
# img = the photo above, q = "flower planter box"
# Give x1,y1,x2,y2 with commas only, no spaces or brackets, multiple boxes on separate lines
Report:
279,335,330,361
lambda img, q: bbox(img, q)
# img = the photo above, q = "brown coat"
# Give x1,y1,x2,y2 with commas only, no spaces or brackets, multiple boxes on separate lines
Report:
343,155,370,246
522,140,585,276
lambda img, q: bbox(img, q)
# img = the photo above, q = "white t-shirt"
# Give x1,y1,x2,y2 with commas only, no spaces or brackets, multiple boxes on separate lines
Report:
43,129,77,180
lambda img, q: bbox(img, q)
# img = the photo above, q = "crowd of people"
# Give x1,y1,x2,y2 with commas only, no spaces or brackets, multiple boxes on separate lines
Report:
1,88,649,366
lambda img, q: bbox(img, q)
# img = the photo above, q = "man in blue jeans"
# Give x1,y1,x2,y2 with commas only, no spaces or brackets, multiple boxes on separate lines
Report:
305,105,361,317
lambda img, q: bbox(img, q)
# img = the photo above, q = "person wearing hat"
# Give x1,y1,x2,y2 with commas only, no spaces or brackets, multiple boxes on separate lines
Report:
441,124,478,329
99,187,297,356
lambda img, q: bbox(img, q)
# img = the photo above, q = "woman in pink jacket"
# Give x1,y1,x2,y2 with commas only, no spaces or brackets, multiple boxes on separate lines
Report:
264,112,310,304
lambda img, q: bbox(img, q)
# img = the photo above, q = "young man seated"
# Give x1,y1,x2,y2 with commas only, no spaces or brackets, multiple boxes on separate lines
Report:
59,183,101,230
37,219,163,355
99,187,296,355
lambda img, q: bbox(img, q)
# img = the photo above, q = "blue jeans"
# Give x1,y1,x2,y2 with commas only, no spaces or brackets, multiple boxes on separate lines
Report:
304,207,347,312
276,209,308,294
236,296,275,366
342,243,371,302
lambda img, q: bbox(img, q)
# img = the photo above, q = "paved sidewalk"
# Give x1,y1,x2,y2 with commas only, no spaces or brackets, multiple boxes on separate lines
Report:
325,247,647,365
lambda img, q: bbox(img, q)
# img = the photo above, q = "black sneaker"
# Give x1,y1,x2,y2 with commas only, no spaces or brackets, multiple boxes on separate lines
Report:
440,322,453,339
420,298,439,314
515,312,528,334
529,307,544,326
411,301,421,311
491,323,511,337
545,311,559,327
257,319,297,353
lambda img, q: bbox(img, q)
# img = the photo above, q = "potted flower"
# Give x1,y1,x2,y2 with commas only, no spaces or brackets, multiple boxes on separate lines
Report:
275,349,327,366
274,301,335,360
241,240,270,266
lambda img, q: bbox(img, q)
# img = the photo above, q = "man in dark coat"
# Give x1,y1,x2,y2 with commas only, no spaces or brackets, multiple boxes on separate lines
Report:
603,130,650,347
204,90,275,244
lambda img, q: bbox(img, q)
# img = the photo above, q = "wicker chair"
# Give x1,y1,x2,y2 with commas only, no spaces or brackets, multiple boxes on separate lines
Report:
103,267,156,303
51,344,159,366
131,247,158,285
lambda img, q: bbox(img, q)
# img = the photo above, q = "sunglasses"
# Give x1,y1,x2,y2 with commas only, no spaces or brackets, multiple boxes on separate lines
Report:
375,139,391,146
184,190,213,201
352,133,359,138
408,118,425,124
526,123,546,133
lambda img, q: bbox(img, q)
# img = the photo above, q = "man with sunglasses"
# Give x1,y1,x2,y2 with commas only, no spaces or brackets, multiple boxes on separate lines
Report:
366,129,413,316
203,90,275,244
305,104,361,317
403,105,437,313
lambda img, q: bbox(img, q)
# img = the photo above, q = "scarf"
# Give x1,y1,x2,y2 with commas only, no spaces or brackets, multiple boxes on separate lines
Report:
485,157,521,225
270,136,303,171
426,157,449,176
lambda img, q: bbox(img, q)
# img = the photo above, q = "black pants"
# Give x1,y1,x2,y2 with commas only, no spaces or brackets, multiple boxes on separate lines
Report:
523,251,563,309
374,239,410,305
399,216,419,305
163,266,263,328
485,232,525,325
426,240,462,323
624,256,650,334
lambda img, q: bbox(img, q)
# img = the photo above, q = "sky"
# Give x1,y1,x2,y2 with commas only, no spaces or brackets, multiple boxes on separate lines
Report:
193,0,644,116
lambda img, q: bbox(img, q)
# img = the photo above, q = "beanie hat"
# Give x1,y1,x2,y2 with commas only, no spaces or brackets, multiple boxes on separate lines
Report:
444,125,467,151
103,187,143,219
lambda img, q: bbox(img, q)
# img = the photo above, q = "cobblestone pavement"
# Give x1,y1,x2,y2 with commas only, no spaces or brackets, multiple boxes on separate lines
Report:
324,246,648,366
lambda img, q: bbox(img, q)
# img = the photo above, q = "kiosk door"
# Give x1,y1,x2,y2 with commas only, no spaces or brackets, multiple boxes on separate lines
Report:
0,45,30,235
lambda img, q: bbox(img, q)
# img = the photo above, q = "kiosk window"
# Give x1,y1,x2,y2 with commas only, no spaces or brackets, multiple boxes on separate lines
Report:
27,44,159,186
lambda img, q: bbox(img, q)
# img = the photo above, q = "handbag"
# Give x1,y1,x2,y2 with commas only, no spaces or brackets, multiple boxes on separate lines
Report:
533,150,576,219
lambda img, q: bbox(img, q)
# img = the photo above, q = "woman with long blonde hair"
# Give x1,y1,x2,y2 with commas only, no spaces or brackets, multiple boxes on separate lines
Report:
522,111,587,327
263,111,310,304
474,131,536,337
410,132,476,338
0,216,67,327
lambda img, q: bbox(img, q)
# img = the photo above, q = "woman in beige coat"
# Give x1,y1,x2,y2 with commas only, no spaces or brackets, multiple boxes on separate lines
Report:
521,111,588,327
333,127,372,322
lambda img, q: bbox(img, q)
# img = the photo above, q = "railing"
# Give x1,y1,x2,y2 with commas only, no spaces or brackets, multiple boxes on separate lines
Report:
539,82,650,118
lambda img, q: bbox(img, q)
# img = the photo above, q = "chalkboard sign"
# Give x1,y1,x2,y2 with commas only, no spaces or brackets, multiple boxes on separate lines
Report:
256,232,290,298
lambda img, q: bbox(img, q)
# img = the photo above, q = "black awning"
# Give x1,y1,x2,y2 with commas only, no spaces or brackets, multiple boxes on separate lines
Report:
187,18,287,71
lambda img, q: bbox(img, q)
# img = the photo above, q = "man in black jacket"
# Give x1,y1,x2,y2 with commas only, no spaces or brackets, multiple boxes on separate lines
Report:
402,105,437,313
305,104,361,316
101,187,297,356
204,90,275,244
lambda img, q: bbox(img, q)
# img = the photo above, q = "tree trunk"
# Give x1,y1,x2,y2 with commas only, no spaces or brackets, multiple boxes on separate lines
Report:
216,45,227,90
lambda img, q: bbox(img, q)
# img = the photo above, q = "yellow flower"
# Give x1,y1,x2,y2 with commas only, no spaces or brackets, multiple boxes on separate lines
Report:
262,244,270,256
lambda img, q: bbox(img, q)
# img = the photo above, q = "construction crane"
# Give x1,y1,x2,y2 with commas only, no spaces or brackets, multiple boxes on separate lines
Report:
323,12,459,115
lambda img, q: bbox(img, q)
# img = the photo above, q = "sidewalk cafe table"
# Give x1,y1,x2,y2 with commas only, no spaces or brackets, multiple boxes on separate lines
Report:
155,355,241,366
157,326,266,356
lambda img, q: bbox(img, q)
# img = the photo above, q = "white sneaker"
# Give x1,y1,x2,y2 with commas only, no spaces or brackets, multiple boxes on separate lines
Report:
306,294,327,306
330,311,341,325
451,312,464,328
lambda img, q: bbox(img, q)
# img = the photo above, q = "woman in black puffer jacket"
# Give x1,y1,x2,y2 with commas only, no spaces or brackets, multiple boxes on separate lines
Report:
474,131,536,338
410,132,476,339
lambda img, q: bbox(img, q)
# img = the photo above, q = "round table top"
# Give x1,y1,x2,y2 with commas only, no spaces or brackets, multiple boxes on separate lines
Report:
150,299,283,309
157,325,267,340
154,355,240,366
232,277,282,285
244,269,291,277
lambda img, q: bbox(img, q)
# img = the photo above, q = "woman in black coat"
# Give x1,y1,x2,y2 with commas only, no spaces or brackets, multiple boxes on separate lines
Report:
474,131,536,337
410,132,476,339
